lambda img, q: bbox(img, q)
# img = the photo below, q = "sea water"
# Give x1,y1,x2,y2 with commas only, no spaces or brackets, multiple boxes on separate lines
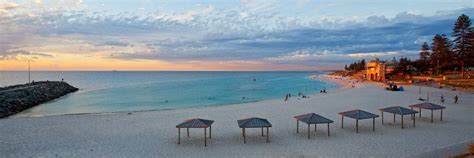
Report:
0,71,337,117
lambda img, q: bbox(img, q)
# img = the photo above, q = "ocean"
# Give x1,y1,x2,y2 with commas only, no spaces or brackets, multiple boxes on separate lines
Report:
0,71,337,117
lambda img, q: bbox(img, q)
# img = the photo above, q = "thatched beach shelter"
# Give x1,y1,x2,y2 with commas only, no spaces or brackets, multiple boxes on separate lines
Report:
408,102,446,123
338,109,379,133
176,118,214,147
237,117,272,144
379,106,418,129
294,113,333,139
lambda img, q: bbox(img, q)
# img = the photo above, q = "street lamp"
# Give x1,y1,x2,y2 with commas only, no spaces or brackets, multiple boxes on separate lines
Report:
26,56,31,84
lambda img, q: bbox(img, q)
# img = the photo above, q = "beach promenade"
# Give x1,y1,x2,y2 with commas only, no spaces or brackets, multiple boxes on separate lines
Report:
0,83,473,157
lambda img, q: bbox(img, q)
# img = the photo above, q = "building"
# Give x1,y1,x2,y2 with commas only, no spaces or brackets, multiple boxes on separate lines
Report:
366,58,386,81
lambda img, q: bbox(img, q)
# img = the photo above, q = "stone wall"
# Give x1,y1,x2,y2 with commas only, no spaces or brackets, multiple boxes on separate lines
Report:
0,81,78,118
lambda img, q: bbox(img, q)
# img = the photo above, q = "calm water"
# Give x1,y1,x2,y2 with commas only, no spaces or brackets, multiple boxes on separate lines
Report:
0,71,337,117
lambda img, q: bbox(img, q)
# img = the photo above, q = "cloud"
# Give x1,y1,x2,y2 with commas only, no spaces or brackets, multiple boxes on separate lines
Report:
0,50,53,60
0,1,19,15
264,49,415,65
1,2,472,69
0,1,18,10
32,0,41,4
347,52,399,58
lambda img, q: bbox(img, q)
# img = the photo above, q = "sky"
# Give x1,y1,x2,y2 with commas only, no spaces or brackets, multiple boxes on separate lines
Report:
0,0,473,71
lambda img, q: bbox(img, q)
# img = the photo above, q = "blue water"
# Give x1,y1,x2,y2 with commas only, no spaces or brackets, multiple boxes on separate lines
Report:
0,71,337,116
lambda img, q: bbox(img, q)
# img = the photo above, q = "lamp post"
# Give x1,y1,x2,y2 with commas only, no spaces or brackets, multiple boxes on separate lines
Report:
28,59,31,84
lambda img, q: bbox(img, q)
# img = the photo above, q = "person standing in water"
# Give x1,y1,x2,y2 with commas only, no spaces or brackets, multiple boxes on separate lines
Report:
454,95,458,104
441,95,445,103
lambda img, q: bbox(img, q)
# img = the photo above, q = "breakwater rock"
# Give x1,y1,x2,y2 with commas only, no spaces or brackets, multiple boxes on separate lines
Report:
0,81,78,118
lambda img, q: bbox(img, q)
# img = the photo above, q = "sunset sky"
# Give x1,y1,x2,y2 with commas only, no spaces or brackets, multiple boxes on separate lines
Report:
1,0,472,71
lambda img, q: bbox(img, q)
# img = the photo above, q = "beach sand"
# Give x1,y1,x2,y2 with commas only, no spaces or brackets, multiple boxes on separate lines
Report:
0,81,473,157
310,74,363,89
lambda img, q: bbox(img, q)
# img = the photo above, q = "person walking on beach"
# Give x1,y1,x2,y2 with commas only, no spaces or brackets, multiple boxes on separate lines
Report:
441,95,445,103
454,95,458,104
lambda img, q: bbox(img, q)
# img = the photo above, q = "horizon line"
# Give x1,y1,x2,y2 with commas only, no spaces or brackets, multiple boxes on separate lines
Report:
0,70,340,72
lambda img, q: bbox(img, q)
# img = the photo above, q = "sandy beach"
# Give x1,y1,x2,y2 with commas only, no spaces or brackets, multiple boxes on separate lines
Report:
310,74,364,89
1,79,473,157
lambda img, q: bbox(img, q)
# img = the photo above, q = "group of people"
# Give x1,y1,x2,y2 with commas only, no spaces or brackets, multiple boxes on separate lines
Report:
420,94,460,104
386,83,404,91
297,92,309,98
440,95,459,104
284,93,292,101
284,89,327,101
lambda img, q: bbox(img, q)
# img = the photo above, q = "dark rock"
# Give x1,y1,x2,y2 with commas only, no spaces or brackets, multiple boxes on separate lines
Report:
0,81,78,118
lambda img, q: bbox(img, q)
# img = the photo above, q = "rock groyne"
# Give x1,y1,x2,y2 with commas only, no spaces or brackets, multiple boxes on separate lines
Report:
0,81,78,118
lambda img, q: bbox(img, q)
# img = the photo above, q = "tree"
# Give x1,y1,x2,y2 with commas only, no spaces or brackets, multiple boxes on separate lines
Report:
431,34,454,75
417,42,431,73
452,14,473,78
359,59,366,70
469,31,474,67
345,59,366,71
419,42,430,61
396,57,413,77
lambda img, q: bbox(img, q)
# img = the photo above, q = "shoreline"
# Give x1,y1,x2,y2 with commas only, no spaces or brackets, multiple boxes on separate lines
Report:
12,73,344,119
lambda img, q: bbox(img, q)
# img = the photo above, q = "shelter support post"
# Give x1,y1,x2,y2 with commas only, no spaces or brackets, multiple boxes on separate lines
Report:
327,123,330,137
178,128,181,144
243,128,246,144
372,117,375,131
204,128,207,147
341,116,344,128
419,108,422,118
308,124,310,139
296,120,299,133
431,109,434,123
381,111,384,125
356,119,359,133
401,115,404,129
393,113,396,124
266,127,269,143
440,109,443,122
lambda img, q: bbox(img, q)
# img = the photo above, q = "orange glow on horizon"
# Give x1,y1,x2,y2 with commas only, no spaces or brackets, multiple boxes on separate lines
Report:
0,55,322,71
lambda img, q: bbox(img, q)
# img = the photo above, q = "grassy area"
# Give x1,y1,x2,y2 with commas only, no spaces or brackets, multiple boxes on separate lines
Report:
441,79,474,89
